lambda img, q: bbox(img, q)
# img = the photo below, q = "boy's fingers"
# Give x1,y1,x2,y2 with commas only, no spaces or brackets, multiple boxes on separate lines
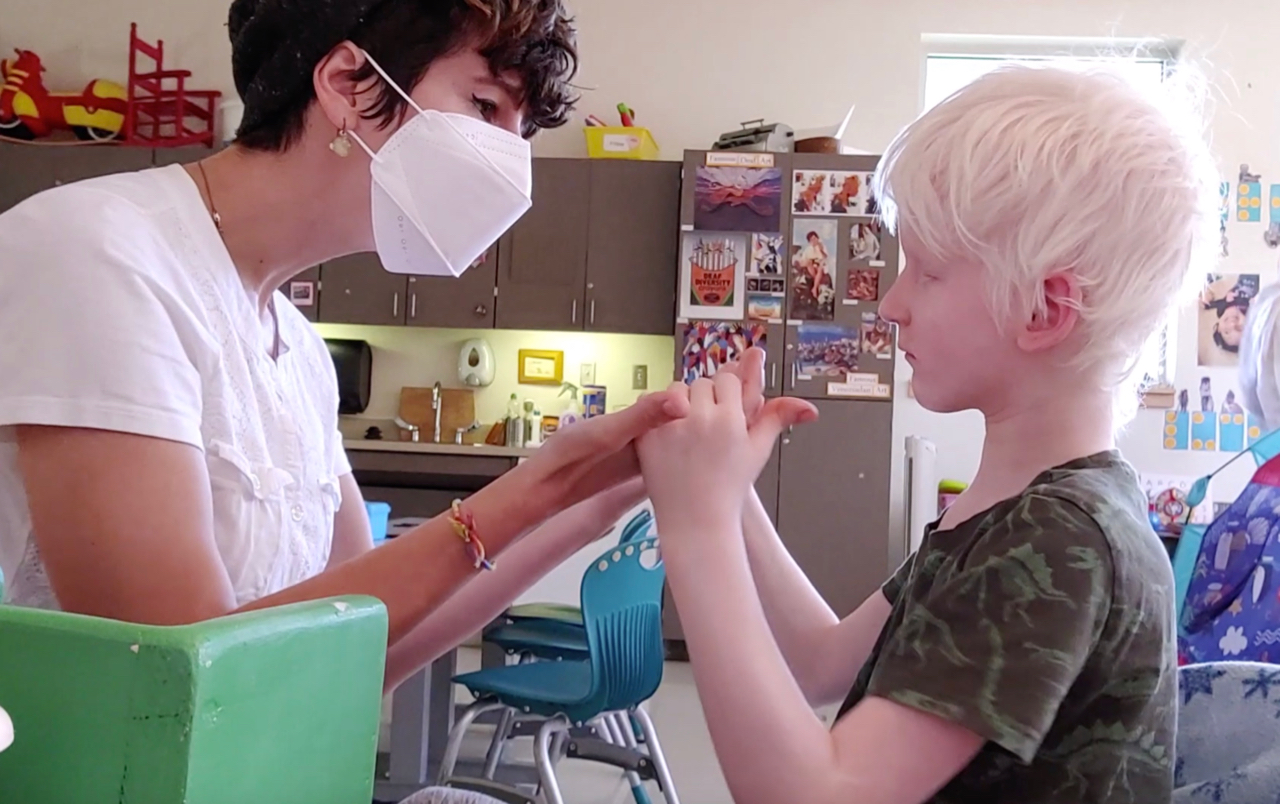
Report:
712,369,744,414
690,377,715,409
737,349,767,420
749,397,818,453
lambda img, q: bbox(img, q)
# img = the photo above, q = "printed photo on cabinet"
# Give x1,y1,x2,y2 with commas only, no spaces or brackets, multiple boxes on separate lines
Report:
790,219,837,321
694,166,783,232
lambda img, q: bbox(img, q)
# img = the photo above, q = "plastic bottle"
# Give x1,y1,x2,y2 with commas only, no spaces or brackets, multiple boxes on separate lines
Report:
525,400,542,447
506,394,524,448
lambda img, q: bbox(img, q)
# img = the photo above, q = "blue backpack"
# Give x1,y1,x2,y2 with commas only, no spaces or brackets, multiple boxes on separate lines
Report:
1180,452,1280,663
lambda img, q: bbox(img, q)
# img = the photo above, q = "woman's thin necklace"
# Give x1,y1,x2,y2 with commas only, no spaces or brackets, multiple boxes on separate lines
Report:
196,160,280,361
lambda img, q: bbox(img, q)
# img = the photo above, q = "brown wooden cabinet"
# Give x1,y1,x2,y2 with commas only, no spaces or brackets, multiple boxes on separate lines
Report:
51,146,154,185
775,399,893,618
0,143,58,213
407,246,498,329
495,158,591,330
283,266,322,323
318,253,408,326
584,161,680,335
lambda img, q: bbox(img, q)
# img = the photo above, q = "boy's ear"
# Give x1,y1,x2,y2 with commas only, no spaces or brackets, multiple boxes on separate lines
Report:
1017,271,1081,353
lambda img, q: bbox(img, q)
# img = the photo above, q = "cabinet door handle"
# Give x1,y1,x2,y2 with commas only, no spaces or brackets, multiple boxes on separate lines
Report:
410,293,418,319
474,304,488,316
790,361,798,390
392,292,399,318
770,362,777,389
589,298,596,325
571,299,578,324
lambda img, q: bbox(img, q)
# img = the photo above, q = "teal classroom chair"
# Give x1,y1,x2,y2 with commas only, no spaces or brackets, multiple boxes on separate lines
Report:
479,509,656,797
0,570,388,803
439,537,679,804
493,508,655,638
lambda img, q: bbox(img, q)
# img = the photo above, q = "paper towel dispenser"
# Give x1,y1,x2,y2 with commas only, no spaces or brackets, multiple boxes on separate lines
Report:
325,339,373,415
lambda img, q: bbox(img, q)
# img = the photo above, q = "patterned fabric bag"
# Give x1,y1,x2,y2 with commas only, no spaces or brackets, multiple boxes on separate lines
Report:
1180,455,1280,663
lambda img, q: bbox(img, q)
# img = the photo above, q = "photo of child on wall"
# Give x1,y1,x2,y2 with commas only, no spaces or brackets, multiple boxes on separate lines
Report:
1198,273,1260,367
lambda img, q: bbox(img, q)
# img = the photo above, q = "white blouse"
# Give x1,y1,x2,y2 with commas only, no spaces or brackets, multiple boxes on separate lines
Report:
0,165,350,609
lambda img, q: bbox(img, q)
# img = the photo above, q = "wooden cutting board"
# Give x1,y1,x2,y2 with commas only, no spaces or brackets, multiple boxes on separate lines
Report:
399,387,476,442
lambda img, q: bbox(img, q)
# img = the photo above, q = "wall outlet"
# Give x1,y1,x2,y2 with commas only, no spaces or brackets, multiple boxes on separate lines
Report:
580,363,596,386
632,364,649,390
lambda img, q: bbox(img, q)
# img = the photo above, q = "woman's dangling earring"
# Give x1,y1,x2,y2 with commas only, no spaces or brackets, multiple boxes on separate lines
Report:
330,123,352,158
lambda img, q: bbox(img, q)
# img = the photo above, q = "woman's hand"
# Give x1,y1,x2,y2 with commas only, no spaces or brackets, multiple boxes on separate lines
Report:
637,366,816,537
514,387,690,517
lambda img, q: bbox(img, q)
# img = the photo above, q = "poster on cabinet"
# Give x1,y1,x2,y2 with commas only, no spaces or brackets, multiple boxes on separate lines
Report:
679,233,747,320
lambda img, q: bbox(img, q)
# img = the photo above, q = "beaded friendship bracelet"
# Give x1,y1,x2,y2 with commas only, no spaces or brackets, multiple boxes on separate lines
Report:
449,499,495,571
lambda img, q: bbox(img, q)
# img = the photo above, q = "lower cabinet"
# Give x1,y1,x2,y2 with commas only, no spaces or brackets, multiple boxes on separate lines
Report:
661,399,895,642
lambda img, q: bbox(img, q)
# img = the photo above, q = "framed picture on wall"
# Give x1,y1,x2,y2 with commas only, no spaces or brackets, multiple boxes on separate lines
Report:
518,349,564,385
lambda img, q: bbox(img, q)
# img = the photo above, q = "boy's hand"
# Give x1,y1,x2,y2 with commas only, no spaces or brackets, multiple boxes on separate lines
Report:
637,370,816,534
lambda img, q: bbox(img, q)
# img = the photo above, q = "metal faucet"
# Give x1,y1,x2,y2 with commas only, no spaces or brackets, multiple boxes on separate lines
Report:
431,382,442,444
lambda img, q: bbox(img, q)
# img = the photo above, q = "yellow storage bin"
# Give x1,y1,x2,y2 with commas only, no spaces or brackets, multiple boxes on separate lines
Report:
584,126,660,160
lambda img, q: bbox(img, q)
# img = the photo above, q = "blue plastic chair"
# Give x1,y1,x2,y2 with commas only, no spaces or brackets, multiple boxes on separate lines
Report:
439,537,678,804
485,508,655,660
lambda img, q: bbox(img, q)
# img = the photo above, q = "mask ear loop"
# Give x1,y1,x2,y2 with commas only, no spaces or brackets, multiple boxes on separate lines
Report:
345,50,428,162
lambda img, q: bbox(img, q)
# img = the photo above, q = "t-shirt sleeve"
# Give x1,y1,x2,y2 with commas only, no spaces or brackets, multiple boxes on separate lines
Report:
0,191,205,447
881,554,916,606
866,494,1115,763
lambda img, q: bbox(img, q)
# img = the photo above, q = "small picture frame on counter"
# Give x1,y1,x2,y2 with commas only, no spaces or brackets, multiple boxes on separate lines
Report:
518,349,564,385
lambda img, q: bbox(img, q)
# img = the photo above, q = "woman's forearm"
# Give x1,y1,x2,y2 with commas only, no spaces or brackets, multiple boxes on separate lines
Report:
237,465,551,646
382,480,646,691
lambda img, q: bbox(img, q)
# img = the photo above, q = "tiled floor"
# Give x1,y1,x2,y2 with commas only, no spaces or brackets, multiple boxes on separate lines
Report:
428,649,837,804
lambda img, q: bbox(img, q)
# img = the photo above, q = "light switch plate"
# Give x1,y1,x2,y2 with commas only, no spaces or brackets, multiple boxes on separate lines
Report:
580,363,596,386
632,365,649,390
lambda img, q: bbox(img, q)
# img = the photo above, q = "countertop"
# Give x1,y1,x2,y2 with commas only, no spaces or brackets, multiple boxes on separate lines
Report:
343,439,536,459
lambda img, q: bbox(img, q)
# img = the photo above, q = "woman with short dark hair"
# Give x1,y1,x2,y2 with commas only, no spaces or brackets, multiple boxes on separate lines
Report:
0,0,686,724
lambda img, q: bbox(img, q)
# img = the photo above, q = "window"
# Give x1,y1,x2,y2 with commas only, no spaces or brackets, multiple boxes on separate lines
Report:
922,51,1175,387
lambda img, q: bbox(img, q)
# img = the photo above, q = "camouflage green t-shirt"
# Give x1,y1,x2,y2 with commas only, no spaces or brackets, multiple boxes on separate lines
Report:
837,451,1176,802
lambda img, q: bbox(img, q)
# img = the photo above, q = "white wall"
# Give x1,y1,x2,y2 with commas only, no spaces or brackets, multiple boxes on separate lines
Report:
9,0,1277,562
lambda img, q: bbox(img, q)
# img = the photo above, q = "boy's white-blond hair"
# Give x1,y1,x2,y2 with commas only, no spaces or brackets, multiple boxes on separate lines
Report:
873,63,1218,399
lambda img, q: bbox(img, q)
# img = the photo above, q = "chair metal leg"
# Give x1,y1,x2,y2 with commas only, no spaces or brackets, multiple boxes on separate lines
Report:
436,700,507,785
606,712,653,804
534,717,571,804
481,706,516,780
632,707,680,804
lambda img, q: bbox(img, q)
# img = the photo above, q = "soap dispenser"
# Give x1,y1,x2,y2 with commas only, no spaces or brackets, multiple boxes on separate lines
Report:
457,339,496,387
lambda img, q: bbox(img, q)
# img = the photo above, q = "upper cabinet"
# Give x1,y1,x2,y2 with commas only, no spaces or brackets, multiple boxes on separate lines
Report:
584,161,680,335
495,159,592,331
317,253,408,327
0,142,153,213
408,245,498,330
497,158,680,335
0,148,681,337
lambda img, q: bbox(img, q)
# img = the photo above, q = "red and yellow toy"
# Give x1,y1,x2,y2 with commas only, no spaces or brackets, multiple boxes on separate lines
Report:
0,49,128,141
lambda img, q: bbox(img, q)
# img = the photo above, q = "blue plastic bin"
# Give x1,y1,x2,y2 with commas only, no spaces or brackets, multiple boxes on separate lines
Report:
365,501,391,543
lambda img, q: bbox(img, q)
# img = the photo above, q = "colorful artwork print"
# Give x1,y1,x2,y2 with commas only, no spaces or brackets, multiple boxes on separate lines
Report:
681,321,768,384
790,219,837,321
747,293,783,321
792,170,831,215
829,172,862,215
679,233,747,320
850,220,883,263
847,269,880,302
750,233,784,275
860,313,894,360
797,323,860,378
694,167,783,232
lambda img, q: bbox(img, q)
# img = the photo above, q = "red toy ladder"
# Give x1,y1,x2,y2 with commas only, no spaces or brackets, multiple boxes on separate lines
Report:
123,23,220,147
